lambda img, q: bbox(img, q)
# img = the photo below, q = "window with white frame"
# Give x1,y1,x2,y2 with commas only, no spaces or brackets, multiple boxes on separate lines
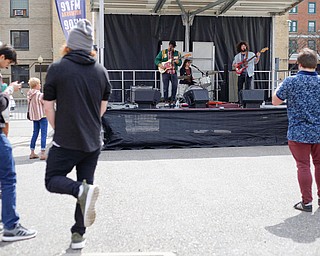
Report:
289,21,297,32
308,21,316,32
289,6,298,13
10,0,29,17
308,2,316,14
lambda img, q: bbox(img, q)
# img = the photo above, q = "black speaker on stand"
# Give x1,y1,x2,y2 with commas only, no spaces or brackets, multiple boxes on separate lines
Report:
240,89,264,108
134,88,161,109
183,87,209,108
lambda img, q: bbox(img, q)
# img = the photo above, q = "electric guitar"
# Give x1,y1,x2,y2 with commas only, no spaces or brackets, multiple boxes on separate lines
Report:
235,47,269,75
158,53,192,74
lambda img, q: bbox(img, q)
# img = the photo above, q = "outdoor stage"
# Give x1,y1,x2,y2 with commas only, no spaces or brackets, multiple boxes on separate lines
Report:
102,105,288,150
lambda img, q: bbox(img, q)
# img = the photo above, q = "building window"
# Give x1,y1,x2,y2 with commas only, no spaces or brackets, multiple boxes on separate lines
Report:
308,21,316,32
289,21,297,32
11,65,29,85
289,6,298,13
308,40,316,50
10,0,29,17
308,2,316,14
10,30,29,50
289,40,298,54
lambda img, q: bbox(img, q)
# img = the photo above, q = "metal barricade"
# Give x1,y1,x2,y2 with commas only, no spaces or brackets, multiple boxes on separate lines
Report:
9,98,28,120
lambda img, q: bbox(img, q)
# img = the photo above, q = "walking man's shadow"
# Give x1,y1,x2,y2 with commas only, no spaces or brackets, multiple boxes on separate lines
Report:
265,209,320,243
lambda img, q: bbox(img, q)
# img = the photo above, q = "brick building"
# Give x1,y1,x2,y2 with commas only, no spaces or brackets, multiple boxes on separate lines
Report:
288,1,320,67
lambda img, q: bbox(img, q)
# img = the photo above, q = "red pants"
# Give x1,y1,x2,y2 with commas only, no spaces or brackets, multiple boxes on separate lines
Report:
288,140,320,204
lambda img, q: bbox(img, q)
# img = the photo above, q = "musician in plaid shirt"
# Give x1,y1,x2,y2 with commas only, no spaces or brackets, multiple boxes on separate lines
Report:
155,40,182,105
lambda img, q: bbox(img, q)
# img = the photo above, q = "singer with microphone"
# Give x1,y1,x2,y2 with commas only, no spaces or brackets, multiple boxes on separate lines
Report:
155,40,182,107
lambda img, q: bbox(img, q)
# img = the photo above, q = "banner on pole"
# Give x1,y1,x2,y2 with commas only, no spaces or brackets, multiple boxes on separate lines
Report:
55,0,86,39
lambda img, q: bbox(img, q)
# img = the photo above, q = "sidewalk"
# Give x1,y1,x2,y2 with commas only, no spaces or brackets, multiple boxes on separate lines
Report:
1,120,320,256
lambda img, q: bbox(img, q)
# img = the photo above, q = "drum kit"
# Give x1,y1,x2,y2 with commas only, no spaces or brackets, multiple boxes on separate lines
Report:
176,70,219,105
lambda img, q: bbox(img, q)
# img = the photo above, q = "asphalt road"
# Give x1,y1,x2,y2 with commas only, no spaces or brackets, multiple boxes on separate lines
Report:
1,120,320,256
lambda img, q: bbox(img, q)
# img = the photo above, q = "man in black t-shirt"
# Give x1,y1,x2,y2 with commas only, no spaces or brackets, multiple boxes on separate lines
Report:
43,20,111,250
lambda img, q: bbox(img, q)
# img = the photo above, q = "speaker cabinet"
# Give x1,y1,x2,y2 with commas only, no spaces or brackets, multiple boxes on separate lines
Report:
183,88,209,108
240,89,264,108
134,88,161,109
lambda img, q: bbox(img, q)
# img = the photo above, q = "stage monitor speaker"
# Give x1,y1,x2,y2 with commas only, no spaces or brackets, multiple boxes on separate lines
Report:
134,88,161,109
183,88,209,108
240,89,264,108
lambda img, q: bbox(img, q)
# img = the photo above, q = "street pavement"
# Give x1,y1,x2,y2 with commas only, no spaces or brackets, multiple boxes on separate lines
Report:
1,120,320,256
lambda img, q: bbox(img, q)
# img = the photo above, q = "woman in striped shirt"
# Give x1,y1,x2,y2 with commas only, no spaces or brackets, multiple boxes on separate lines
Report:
27,77,48,160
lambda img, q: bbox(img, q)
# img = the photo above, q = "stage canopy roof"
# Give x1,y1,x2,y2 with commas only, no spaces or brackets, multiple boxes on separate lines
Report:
90,0,303,17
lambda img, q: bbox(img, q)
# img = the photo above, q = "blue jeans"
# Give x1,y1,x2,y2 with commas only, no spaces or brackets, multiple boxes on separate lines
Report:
162,73,178,101
45,146,101,235
0,132,20,229
30,118,48,150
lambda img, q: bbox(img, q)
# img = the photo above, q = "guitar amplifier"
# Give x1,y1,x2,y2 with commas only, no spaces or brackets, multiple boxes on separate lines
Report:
130,86,153,103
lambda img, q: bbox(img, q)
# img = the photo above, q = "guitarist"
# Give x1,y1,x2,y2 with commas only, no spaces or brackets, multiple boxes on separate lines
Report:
155,40,182,105
232,41,260,104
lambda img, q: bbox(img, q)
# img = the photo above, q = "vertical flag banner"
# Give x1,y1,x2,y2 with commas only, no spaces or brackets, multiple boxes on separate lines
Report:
55,0,86,39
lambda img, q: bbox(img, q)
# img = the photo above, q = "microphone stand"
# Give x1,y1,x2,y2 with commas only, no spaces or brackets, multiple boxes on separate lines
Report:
191,64,205,76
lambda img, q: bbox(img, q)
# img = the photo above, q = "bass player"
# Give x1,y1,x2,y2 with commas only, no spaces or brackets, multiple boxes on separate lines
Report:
232,41,260,104
155,40,182,106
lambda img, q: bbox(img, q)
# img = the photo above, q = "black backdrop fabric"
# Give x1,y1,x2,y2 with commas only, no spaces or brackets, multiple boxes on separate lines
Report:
192,16,271,74
102,108,288,150
104,14,271,77
104,15,185,70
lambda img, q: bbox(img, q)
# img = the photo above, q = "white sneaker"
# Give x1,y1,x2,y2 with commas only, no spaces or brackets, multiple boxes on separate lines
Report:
71,232,86,250
78,180,99,227
2,223,37,242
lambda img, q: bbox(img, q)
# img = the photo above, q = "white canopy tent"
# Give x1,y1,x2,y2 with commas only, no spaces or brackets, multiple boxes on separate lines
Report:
91,0,303,57
90,0,303,17
90,0,305,95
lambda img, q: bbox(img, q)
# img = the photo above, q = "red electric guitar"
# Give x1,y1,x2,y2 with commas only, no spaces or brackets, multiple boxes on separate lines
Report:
235,47,269,75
